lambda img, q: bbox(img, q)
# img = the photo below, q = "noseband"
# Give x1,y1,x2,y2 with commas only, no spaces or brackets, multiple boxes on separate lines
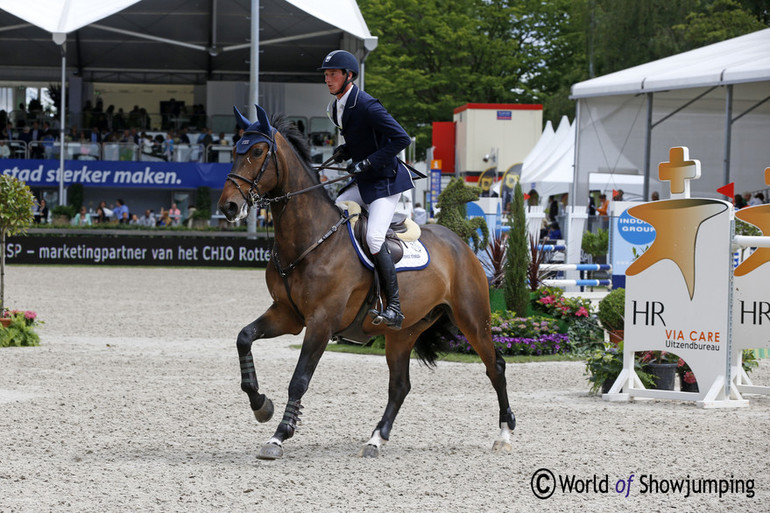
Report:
226,129,278,209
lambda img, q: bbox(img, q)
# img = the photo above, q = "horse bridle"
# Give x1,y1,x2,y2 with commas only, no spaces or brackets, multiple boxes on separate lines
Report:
225,129,278,209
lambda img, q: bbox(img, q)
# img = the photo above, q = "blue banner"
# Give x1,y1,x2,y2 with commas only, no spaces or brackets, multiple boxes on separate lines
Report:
0,159,232,189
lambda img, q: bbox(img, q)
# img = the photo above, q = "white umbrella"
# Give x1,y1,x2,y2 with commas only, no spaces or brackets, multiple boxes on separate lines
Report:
0,0,140,205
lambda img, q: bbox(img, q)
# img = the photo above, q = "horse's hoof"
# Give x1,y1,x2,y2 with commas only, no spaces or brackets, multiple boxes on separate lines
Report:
492,440,512,454
360,444,380,458
253,397,274,423
257,443,284,460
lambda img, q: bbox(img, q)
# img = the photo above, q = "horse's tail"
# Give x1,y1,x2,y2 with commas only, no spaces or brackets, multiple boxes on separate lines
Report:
413,306,455,368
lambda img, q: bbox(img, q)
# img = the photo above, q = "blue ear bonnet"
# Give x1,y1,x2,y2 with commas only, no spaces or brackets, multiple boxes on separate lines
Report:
233,105,275,154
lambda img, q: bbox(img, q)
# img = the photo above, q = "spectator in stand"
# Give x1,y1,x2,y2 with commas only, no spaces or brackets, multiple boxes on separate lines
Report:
0,140,10,159
35,199,49,223
156,208,173,227
217,132,228,145
168,203,182,225
71,206,92,226
588,195,596,216
547,195,559,224
163,131,175,161
734,194,747,209
597,193,609,217
651,191,660,201
613,189,624,201
178,127,190,144
2,121,16,140
113,199,129,224
750,192,765,206
18,126,32,145
232,126,244,145
128,213,141,225
94,205,108,224
546,221,562,240
412,202,427,225
90,126,102,144
138,209,156,227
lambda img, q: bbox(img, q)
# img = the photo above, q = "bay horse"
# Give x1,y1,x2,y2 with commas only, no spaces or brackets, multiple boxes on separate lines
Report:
217,105,516,459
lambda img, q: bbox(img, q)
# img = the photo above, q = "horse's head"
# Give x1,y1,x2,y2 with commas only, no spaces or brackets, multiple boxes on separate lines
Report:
218,105,281,221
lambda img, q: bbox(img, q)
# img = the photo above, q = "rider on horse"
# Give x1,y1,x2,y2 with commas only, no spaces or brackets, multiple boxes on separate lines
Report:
320,49,414,330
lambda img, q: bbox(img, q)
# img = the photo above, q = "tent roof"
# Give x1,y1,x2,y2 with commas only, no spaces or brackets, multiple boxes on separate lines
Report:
571,28,770,98
0,0,377,84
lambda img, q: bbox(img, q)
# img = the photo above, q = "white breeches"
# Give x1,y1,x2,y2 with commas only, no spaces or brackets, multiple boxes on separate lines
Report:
336,185,400,254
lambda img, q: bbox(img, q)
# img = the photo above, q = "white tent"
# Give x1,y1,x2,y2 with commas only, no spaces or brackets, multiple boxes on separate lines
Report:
519,116,644,205
570,28,770,206
0,0,141,203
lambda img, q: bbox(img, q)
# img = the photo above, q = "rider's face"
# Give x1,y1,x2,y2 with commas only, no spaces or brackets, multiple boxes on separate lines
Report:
324,69,348,96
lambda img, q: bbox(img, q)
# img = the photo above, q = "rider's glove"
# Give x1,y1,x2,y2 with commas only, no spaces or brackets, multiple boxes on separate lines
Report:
332,145,350,163
348,159,373,175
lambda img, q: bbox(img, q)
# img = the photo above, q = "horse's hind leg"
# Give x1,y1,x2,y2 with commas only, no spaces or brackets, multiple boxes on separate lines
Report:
361,331,417,458
452,302,516,453
237,304,302,424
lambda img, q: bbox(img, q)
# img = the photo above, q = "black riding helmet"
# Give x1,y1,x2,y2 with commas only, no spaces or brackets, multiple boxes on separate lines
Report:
319,50,359,95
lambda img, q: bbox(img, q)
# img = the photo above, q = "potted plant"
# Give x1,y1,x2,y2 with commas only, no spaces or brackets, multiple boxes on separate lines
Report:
676,358,699,392
597,287,625,343
0,309,42,347
677,350,759,393
585,342,655,394
51,204,76,225
639,350,679,390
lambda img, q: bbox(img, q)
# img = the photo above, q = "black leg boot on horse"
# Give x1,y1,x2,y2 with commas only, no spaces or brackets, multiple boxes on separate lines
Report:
369,246,404,330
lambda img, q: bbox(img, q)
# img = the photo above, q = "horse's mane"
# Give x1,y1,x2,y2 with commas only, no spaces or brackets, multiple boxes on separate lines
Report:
271,114,313,168
271,114,339,204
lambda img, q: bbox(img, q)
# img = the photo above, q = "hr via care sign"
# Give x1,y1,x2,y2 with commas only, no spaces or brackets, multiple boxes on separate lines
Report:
604,147,747,408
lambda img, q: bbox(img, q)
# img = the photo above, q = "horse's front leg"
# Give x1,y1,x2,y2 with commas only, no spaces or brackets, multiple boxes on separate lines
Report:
237,303,302,424
258,324,331,460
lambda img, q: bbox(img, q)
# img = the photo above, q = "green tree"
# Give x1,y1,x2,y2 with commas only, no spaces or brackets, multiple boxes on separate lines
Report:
504,181,530,314
673,0,766,48
358,0,578,156
0,176,35,311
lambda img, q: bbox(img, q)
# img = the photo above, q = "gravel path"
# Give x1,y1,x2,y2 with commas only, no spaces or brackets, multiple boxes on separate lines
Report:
1,266,768,512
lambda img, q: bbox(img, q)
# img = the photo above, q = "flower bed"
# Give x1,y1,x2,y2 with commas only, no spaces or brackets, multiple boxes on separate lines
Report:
0,310,42,347
447,313,569,356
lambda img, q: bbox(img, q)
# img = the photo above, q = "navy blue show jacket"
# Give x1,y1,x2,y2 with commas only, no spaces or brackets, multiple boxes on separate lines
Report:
333,85,414,204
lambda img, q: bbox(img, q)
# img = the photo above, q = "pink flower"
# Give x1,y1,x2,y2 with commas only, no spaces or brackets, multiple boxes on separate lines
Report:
540,296,554,305
576,307,588,317
684,371,697,384
24,311,36,320
677,358,686,368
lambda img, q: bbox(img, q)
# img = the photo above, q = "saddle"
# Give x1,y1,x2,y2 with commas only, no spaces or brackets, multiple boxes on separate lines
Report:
332,201,422,345
338,201,421,263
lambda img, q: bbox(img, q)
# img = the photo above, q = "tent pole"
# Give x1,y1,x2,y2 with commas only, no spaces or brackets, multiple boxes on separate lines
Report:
59,42,66,207
642,93,653,201
246,0,259,234
723,85,733,188
570,101,580,209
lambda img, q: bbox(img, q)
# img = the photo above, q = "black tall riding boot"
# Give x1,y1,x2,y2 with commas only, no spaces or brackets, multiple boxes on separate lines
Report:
369,247,404,330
